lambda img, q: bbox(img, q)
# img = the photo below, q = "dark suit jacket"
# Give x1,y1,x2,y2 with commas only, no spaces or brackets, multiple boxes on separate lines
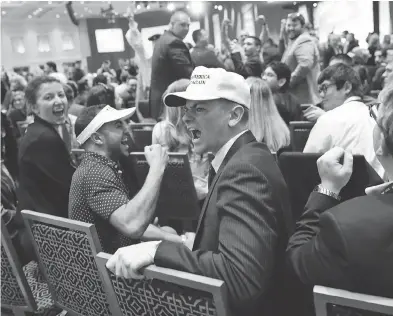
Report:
17,116,75,218
155,131,294,316
231,52,264,78
191,45,225,68
287,191,393,299
149,30,194,120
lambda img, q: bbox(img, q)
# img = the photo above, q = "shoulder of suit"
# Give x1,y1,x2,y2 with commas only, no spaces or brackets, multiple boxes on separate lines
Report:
225,142,273,168
324,195,393,219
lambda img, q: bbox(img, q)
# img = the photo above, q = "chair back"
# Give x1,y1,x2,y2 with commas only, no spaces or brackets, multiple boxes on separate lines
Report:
278,153,383,221
129,123,155,151
314,285,393,316
1,217,37,312
130,152,201,220
289,121,315,151
96,252,230,316
21,210,121,316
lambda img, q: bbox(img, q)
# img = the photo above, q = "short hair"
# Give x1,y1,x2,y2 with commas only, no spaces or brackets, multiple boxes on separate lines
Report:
86,84,115,108
46,61,57,72
25,76,60,107
329,54,353,66
246,36,262,47
318,63,363,97
287,12,306,26
192,29,202,44
11,82,25,93
353,65,369,84
170,10,189,24
63,83,74,102
378,84,393,154
67,80,78,97
74,104,106,138
267,61,292,91
93,74,108,86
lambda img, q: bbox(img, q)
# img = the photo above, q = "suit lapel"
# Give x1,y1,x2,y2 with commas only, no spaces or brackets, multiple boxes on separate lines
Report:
193,131,256,246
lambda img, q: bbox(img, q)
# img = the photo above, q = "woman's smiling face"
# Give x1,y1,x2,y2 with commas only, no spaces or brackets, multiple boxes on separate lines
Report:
33,82,68,125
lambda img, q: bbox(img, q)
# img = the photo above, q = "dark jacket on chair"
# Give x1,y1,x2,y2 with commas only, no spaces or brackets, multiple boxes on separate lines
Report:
154,131,294,316
149,30,194,120
17,116,75,218
287,191,393,299
231,52,265,78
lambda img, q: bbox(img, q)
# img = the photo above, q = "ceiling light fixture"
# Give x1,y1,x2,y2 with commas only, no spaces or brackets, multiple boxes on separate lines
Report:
167,3,175,11
217,5,223,11
313,2,317,7
2,11,6,15
56,14,60,18
28,14,32,18
190,2,204,15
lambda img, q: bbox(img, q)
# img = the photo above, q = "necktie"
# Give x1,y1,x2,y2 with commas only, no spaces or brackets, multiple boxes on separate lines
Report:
58,124,72,153
208,165,216,187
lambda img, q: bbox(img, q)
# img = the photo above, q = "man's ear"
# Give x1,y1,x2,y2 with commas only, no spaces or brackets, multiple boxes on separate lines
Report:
278,78,287,88
228,105,245,127
343,81,353,95
90,132,104,145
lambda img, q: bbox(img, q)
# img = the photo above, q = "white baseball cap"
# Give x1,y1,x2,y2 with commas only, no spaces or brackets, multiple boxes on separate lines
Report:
76,105,136,146
163,66,251,109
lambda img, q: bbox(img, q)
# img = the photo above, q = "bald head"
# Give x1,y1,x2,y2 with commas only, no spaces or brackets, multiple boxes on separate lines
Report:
170,11,190,40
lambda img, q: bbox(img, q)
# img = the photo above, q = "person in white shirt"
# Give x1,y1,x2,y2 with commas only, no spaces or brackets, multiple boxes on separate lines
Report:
304,63,385,178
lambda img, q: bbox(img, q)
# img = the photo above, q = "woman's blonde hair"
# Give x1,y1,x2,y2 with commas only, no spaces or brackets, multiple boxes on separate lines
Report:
160,79,192,152
246,77,290,152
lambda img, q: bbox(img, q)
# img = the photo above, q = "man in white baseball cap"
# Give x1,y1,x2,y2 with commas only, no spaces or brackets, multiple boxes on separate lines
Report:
69,104,183,254
107,67,294,316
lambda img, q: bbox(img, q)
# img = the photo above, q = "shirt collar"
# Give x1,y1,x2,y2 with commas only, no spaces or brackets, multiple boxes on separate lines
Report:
211,130,248,172
343,96,362,104
82,151,121,172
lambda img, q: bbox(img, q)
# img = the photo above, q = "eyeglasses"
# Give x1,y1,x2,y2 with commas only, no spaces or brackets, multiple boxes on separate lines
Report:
318,83,335,95
368,102,380,121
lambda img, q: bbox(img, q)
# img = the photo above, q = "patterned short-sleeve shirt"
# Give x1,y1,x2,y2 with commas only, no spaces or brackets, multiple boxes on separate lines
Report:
69,152,138,254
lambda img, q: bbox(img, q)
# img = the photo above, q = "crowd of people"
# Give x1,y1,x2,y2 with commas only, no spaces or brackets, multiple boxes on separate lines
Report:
1,8,393,316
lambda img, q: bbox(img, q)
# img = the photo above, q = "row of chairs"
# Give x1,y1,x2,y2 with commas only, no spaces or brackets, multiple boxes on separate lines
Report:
2,211,392,316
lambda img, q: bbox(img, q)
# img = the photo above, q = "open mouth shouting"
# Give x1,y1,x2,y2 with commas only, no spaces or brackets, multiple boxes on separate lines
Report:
52,106,65,117
189,128,201,141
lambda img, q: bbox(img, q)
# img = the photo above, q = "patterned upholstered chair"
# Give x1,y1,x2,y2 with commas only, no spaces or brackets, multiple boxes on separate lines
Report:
1,217,54,315
314,285,393,316
96,252,230,316
21,210,122,316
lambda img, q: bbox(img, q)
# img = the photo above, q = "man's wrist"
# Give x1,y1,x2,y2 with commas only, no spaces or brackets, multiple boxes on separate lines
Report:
148,240,162,262
314,184,342,201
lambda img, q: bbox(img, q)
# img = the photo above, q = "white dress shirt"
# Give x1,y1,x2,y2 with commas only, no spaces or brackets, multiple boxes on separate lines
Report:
304,96,385,178
211,130,248,173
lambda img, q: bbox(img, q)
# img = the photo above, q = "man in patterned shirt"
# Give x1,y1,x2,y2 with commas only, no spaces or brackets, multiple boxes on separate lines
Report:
69,104,182,253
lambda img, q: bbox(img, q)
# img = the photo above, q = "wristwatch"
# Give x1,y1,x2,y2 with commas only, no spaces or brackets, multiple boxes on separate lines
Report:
313,184,342,201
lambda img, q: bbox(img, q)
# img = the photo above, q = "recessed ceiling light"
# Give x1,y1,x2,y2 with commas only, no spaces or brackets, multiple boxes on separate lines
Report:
80,1,84,3
136,4,141,9
48,1,52,4
2,11,6,15
28,14,32,18
56,14,60,18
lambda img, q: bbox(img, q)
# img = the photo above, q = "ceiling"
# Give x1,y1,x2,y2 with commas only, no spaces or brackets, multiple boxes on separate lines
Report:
0,1,190,21
0,1,291,22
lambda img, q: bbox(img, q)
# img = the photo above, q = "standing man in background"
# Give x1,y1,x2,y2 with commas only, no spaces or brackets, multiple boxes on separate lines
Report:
149,10,194,120
281,13,321,105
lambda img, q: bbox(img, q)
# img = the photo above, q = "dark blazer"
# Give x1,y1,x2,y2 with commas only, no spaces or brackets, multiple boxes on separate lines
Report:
231,52,265,78
191,45,225,68
17,116,75,218
149,30,194,120
155,131,294,316
287,191,393,299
